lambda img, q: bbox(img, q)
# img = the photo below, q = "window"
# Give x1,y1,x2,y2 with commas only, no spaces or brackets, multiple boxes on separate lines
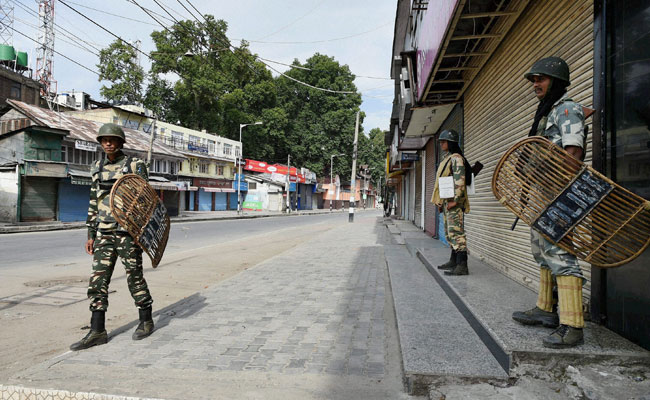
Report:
61,145,96,165
155,159,161,172
223,143,232,156
208,140,216,153
248,182,257,190
123,120,139,130
216,165,224,175
235,146,241,158
10,83,21,99
199,161,209,174
170,161,178,175
189,135,200,144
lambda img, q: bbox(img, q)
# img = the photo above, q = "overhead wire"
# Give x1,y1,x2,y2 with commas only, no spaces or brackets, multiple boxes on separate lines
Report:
12,15,100,57
58,0,163,27
236,21,392,45
1,22,100,76
254,0,324,41
174,0,201,23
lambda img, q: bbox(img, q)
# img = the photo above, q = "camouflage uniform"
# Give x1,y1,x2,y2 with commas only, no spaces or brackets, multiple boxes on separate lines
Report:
531,93,585,279
86,151,153,312
436,153,469,252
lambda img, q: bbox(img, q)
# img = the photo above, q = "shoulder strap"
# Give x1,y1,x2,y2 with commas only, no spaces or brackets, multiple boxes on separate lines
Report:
123,156,133,174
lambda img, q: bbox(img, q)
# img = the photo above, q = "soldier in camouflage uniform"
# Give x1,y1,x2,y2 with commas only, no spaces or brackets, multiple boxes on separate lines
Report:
512,57,587,348
431,129,472,276
70,123,155,351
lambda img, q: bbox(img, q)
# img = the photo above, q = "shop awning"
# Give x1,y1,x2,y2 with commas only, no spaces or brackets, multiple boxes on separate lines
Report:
398,135,433,150
404,104,456,137
150,181,179,191
69,168,92,185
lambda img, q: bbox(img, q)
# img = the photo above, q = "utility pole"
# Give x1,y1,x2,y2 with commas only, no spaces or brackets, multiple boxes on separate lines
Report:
146,118,156,167
285,154,291,213
349,111,360,223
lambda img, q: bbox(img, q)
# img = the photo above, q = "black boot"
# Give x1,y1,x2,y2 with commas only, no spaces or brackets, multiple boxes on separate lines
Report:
437,249,457,270
132,306,154,340
445,251,468,275
70,311,108,351
543,324,584,348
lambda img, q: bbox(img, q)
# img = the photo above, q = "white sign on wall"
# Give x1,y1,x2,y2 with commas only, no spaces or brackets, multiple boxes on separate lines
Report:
75,140,98,152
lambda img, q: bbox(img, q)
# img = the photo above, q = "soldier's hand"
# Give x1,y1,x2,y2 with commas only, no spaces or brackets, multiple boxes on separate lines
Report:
447,201,457,210
85,239,94,255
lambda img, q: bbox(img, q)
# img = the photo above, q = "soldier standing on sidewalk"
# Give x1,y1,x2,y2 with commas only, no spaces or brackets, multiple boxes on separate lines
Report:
70,123,155,351
511,57,587,348
431,130,472,276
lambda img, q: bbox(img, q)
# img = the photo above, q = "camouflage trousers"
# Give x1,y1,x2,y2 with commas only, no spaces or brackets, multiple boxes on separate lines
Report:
88,231,153,312
443,202,467,251
531,228,583,278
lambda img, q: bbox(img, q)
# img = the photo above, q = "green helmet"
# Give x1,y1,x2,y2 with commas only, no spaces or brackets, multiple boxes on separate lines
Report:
524,56,570,84
97,123,126,143
438,129,459,143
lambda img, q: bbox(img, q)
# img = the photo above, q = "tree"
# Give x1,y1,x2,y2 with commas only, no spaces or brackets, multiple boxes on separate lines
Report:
97,39,144,104
357,127,387,186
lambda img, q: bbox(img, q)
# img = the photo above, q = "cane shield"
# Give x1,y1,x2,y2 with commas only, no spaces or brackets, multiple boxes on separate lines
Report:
110,174,170,268
492,137,650,268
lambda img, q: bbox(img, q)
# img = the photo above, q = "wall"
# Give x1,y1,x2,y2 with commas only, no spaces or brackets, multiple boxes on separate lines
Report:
0,168,19,222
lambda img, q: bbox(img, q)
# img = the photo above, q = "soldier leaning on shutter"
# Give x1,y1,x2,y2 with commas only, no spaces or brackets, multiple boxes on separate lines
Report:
511,57,587,349
70,123,155,351
430,129,472,276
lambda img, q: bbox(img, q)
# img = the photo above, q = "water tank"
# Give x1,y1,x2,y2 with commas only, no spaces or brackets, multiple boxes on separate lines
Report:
0,44,16,64
16,52,28,70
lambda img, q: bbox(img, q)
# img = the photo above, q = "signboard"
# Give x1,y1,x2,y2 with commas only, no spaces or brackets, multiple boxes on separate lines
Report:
415,0,460,100
24,161,68,178
533,169,613,243
193,178,232,189
242,193,263,211
75,139,97,152
401,152,420,162
233,180,248,191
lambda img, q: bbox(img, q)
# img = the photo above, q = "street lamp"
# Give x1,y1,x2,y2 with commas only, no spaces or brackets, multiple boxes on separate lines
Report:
330,153,345,212
237,121,263,215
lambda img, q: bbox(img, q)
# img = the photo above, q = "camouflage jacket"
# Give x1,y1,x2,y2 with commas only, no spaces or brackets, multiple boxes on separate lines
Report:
431,153,470,213
537,93,586,151
86,151,148,240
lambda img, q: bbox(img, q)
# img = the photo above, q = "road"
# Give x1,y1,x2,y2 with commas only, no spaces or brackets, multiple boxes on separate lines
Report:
0,212,385,382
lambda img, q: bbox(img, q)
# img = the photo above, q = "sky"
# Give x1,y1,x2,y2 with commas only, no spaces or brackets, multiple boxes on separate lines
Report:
6,0,395,134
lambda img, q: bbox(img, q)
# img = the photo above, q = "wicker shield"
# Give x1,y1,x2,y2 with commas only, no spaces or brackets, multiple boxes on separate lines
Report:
492,137,650,268
110,174,170,268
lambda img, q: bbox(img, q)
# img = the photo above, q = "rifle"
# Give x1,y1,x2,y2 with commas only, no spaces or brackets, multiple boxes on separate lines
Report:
510,106,594,230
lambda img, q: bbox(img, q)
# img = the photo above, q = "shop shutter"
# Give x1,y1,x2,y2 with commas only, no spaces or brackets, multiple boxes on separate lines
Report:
58,180,90,222
414,159,423,228
198,189,212,211
424,139,437,236
214,192,227,210
21,177,57,221
463,0,594,296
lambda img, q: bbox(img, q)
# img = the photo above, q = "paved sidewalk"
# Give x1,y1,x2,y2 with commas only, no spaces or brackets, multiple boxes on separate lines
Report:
3,212,419,400
0,208,374,234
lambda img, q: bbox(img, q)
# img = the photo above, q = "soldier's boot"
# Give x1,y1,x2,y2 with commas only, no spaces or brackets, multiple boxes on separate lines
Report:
70,311,108,351
543,275,584,348
132,306,154,340
437,249,457,270
512,268,559,328
445,251,468,276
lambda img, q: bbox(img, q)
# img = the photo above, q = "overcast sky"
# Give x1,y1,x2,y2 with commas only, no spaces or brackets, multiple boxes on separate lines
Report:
8,0,395,134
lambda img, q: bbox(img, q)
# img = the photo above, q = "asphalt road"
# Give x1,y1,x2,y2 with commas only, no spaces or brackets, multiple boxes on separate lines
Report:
0,212,358,270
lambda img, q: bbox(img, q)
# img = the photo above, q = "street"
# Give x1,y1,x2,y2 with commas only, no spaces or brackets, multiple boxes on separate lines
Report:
0,211,418,399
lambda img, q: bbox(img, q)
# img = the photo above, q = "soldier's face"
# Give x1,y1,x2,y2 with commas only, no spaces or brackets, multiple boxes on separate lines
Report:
440,140,449,152
531,75,552,100
100,137,123,156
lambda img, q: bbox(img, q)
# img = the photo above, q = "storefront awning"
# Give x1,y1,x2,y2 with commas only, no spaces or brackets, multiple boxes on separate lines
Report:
404,104,456,137
150,181,179,191
69,168,92,186
202,187,236,192
398,135,433,150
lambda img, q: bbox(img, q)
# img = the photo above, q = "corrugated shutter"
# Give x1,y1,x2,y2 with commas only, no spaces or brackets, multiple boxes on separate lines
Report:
58,180,90,222
463,0,594,296
414,159,423,228
21,177,57,221
424,140,437,236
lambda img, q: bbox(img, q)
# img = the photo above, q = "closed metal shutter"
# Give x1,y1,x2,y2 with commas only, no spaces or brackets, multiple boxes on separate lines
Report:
198,189,212,211
58,180,90,222
424,139,437,236
463,0,594,296
21,177,57,221
214,192,227,210
414,159,423,228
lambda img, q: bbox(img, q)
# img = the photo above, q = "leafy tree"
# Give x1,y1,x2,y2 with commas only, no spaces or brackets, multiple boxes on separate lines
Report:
97,39,144,104
143,75,174,121
357,127,387,186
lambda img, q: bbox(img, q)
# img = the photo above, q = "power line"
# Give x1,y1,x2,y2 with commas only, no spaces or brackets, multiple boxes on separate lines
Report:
174,0,201,23
13,15,100,57
58,0,152,61
236,21,392,45
2,22,100,76
254,0,324,41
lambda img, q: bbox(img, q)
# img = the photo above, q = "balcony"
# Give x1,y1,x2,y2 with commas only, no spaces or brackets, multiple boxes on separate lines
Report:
156,134,237,161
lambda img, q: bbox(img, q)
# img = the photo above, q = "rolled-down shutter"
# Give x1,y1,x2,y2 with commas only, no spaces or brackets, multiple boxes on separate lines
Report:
424,138,437,236
21,177,57,221
414,159,423,228
463,0,594,296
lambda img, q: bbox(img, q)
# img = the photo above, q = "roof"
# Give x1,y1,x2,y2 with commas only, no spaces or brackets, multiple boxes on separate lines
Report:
4,99,186,160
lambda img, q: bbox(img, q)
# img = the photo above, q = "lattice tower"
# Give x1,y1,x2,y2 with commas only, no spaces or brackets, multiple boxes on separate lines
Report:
36,0,57,98
0,0,14,45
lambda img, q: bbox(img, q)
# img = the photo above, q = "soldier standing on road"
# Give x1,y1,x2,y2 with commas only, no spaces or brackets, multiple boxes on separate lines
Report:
70,123,155,351
511,57,587,348
431,129,472,276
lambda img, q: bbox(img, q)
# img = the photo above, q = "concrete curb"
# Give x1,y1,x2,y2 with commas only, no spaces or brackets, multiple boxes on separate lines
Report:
0,384,162,400
0,209,371,234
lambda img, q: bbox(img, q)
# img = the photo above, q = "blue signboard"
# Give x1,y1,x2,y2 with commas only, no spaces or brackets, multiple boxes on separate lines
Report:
233,180,248,191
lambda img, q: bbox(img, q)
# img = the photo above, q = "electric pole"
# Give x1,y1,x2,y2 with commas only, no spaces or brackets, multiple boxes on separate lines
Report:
349,111,360,223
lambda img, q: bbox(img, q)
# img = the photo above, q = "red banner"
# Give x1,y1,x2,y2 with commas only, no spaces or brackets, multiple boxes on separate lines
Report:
244,159,302,178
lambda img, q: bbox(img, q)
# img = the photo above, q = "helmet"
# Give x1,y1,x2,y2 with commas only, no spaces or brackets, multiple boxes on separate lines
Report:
438,129,459,143
97,123,126,143
524,56,570,84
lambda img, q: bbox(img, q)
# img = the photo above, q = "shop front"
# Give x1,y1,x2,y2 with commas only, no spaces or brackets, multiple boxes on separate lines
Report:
192,178,234,211
58,168,92,222
20,161,67,222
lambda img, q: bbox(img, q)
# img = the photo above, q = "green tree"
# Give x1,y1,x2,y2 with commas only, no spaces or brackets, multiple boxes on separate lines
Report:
97,39,144,104
143,74,174,121
357,127,387,186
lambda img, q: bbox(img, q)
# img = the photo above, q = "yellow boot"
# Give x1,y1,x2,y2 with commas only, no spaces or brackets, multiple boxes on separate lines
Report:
512,268,559,328
543,275,584,348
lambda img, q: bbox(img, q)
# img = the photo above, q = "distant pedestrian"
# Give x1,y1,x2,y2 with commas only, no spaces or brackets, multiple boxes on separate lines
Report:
511,56,587,348
70,123,155,351
431,129,472,276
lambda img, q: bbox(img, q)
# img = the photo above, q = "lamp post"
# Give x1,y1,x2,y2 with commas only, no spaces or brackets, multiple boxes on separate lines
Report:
237,121,263,215
330,153,345,212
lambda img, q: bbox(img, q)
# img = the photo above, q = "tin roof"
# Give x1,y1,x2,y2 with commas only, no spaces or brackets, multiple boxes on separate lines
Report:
5,99,185,160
